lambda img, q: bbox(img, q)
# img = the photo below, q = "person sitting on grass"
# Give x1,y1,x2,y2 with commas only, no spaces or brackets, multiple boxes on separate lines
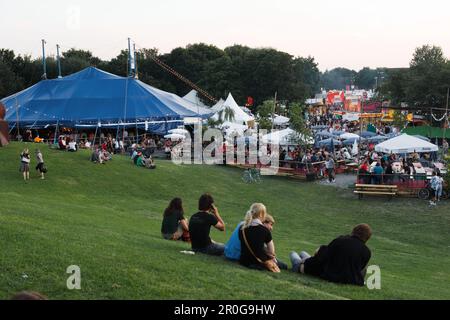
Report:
189,193,225,256
136,152,156,169
68,139,78,152
238,203,280,271
90,147,101,163
58,136,67,150
161,198,190,241
225,213,287,269
290,223,372,286
100,149,112,162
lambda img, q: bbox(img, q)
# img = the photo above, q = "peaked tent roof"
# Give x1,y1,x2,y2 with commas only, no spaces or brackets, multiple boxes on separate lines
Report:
374,134,438,154
211,93,254,125
2,67,212,130
182,90,209,109
211,98,225,112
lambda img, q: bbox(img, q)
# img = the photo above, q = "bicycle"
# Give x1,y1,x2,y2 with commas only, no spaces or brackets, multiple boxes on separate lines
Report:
417,181,448,200
242,167,262,184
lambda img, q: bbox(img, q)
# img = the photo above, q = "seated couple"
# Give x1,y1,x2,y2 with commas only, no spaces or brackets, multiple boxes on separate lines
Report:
160,194,224,253
133,151,156,169
224,203,287,271
289,223,372,286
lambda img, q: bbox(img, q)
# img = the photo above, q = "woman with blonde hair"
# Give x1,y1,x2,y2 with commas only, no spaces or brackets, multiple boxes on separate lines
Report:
238,203,280,272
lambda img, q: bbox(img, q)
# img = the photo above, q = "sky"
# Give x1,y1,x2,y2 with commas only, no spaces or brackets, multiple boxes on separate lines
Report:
1,0,449,71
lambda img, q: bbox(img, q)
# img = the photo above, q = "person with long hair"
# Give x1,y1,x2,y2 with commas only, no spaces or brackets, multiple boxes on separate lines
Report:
161,198,189,241
238,203,278,271
224,212,287,270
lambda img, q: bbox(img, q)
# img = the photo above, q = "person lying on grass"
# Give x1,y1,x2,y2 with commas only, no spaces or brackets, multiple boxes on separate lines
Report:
290,223,372,286
225,212,287,270
161,197,190,242
189,193,225,256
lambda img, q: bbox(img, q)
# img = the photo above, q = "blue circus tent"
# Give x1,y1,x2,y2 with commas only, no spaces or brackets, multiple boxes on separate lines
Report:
2,67,213,134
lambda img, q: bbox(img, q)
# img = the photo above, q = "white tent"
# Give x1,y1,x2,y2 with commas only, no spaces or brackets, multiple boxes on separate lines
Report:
211,93,254,125
262,128,313,145
182,90,209,109
211,98,225,112
272,114,290,126
340,132,360,140
168,128,189,135
164,133,186,140
374,134,438,154
220,121,248,136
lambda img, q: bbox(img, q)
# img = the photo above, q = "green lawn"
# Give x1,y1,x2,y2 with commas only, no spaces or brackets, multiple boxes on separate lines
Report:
1,142,449,300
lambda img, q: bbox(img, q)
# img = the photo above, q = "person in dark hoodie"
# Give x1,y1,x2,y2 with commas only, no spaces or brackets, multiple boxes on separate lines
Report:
290,224,372,286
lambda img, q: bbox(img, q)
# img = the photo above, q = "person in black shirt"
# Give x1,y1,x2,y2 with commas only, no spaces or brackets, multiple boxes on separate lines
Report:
239,203,275,270
161,198,189,241
189,193,225,255
290,224,372,286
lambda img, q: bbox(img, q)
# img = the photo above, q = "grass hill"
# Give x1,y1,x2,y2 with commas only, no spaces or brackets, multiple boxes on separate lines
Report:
1,142,450,299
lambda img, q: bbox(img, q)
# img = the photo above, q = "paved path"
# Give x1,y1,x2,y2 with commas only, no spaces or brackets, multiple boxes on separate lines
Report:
317,174,357,189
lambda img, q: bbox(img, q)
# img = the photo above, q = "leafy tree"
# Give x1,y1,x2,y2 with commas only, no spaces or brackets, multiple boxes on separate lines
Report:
217,106,235,123
355,67,377,89
0,60,23,98
391,110,408,130
378,68,409,105
256,100,275,130
321,68,357,90
405,45,449,110
288,103,312,146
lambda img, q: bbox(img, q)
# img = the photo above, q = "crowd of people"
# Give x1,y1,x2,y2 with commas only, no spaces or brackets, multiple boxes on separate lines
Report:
160,193,372,286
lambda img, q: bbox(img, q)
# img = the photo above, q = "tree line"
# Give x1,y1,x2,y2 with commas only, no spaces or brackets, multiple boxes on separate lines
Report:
1,44,449,113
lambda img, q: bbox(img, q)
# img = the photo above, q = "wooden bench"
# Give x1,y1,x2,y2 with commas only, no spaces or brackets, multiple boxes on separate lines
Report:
354,184,398,200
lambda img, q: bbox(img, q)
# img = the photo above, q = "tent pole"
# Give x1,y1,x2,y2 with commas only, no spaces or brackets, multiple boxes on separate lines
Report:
443,88,449,141
53,121,59,145
8,123,16,135
92,122,99,150
135,120,138,145
15,97,20,140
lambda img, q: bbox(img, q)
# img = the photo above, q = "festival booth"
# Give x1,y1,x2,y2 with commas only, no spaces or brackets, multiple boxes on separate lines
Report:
374,134,438,154
356,134,442,196
306,98,328,115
